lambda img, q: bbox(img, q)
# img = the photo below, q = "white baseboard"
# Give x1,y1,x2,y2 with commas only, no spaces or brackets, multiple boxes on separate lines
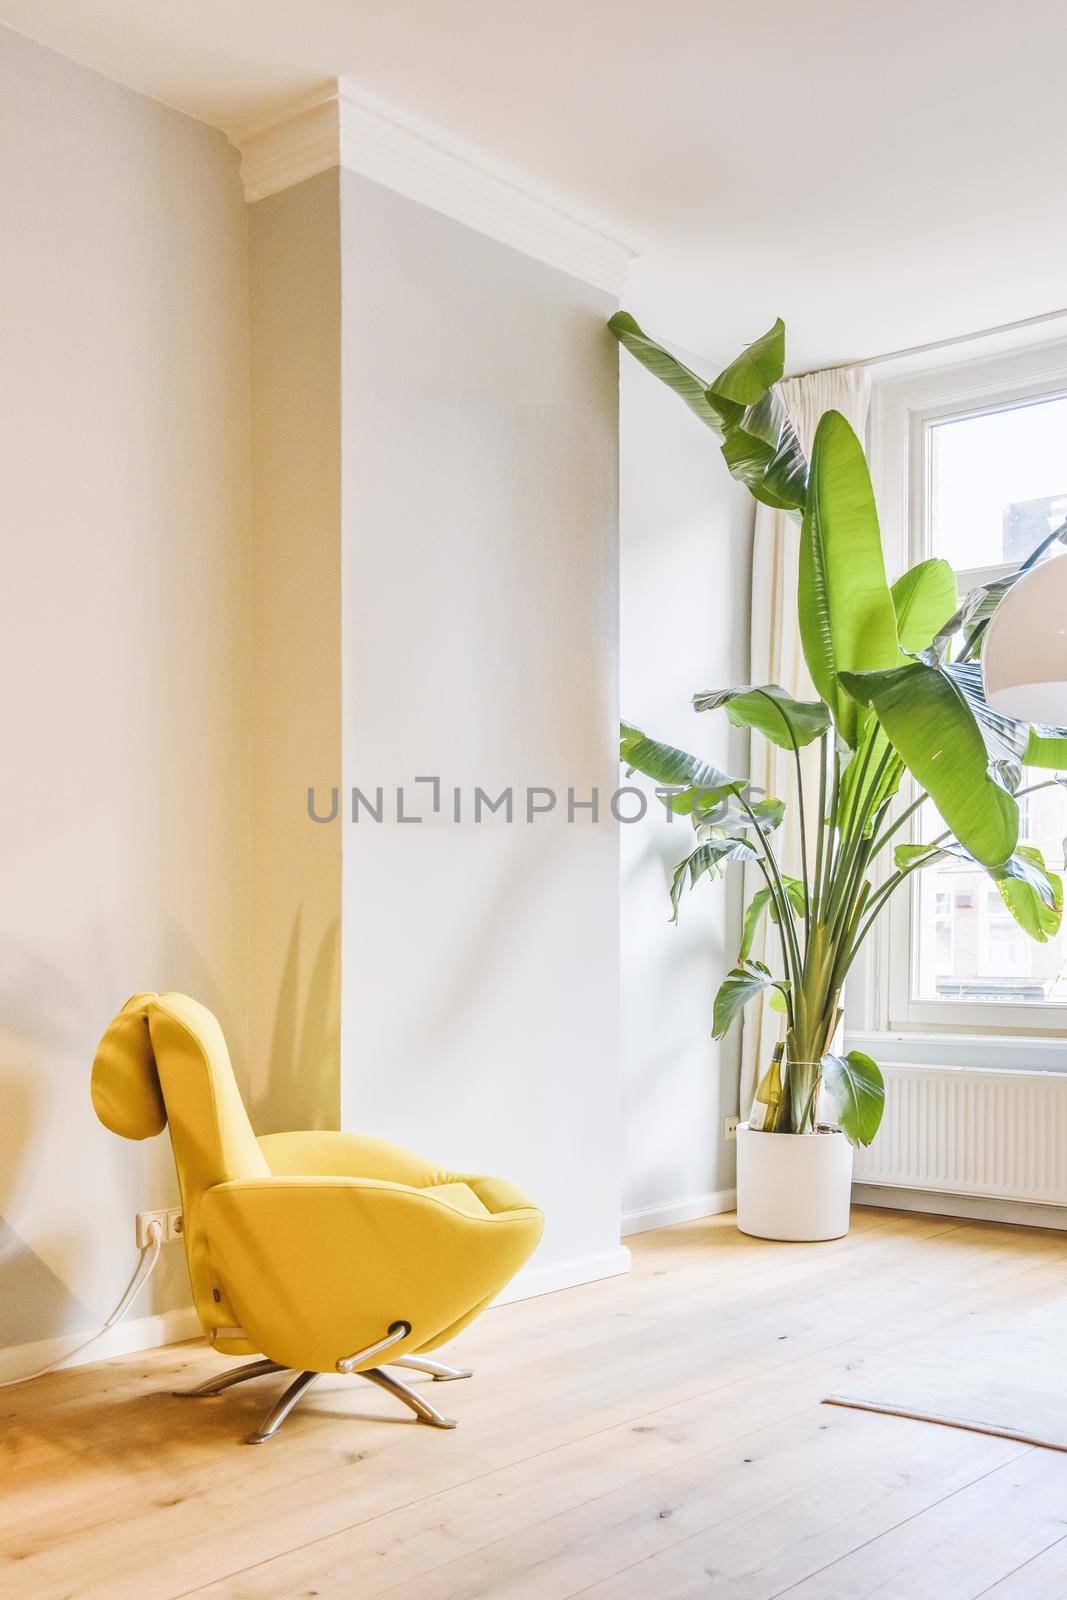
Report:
853,1182,1067,1233
0,1249,635,1382
0,1305,202,1386
493,1245,632,1306
621,1188,737,1237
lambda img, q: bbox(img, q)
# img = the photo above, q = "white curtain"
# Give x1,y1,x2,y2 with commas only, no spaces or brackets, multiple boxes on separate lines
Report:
738,366,871,1115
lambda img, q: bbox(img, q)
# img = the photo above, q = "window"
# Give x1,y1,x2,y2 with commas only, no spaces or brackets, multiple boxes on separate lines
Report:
913,780,1067,1012
869,343,1067,1037
928,395,1067,578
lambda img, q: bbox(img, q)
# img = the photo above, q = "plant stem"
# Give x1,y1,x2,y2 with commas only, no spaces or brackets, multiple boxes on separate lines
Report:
825,736,876,921
825,736,889,929
739,792,803,987
752,857,795,1030
798,1073,820,1135
1015,780,1063,801
821,743,842,907
813,732,828,920
847,826,953,958
867,790,929,862
753,689,812,946
826,879,871,1002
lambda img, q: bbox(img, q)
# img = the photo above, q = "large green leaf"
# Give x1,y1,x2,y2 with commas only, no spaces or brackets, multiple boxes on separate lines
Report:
799,411,900,746
1001,845,1063,941
895,839,1062,942
712,961,783,1040
942,660,1029,768
695,794,785,837
837,723,904,838
779,875,809,919
893,842,948,869
748,796,787,832
705,320,808,513
619,721,742,815
822,1051,885,1147
842,661,1018,868
738,888,774,961
708,318,786,406
1023,725,1067,769
669,836,758,921
609,312,808,512
930,571,1017,663
715,385,809,513
693,684,831,749
891,559,957,655
940,660,1067,774
738,876,806,960
607,313,726,434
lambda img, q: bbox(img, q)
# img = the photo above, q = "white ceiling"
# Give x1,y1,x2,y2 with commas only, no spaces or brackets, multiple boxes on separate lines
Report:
5,0,1067,370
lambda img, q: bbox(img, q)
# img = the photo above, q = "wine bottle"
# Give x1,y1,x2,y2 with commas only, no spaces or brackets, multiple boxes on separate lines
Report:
749,1041,785,1132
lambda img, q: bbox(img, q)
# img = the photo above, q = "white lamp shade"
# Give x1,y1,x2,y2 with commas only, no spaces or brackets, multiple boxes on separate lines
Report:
982,552,1067,724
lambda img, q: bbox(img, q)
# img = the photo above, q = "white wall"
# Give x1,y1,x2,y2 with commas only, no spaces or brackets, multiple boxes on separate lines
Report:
619,355,754,1226
0,25,251,1344
338,170,626,1288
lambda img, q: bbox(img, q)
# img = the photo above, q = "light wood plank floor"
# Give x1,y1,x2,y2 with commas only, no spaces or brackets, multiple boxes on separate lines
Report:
4,1207,1067,1600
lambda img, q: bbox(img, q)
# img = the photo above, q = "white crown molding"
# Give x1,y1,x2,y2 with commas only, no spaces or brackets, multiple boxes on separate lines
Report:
231,80,641,297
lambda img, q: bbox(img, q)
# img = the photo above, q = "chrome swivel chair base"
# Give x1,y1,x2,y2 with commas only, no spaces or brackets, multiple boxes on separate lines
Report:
175,1345,471,1443
173,1357,287,1399
243,1364,459,1443
393,1354,474,1382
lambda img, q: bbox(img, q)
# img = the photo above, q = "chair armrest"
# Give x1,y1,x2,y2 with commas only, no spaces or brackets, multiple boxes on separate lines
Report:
201,1175,542,1373
257,1130,448,1186
460,1175,537,1215
257,1134,539,1217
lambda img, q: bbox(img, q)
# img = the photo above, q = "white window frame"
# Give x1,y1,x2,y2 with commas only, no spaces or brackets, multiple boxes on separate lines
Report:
863,336,1067,1040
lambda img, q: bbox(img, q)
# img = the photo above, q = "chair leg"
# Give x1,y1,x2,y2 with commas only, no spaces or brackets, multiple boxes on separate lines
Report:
246,1370,323,1445
359,1366,458,1428
173,1358,287,1398
391,1354,474,1382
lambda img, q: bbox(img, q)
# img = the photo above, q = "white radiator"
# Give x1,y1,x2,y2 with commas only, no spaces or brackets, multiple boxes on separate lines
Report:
853,1063,1067,1206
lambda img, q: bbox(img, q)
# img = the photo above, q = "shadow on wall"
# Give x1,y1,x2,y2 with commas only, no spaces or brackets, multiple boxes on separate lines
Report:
0,1218,93,1345
0,923,254,1347
0,1071,95,1344
160,913,246,1074
252,910,340,1134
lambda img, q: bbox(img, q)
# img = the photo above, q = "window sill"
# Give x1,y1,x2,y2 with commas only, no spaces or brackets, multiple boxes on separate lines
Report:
845,1028,1067,1074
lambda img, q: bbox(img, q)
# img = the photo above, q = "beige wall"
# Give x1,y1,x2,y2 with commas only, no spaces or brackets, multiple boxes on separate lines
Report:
0,25,251,1342
0,23,618,1351
247,172,342,1132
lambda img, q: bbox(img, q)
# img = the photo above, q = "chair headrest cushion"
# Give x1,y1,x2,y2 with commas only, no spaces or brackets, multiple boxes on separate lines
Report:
90,993,167,1140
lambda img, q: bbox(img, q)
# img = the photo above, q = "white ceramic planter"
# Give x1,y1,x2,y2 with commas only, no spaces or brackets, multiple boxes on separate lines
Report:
735,1122,853,1241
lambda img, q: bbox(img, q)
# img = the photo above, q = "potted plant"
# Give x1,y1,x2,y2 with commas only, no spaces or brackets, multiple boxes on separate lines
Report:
614,312,1067,1240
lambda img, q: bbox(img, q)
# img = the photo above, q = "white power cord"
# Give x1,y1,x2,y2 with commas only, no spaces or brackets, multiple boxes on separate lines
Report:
0,1218,165,1389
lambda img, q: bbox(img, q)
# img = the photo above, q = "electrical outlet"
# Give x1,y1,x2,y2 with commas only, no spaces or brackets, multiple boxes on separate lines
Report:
166,1208,184,1242
723,1115,741,1142
136,1209,167,1248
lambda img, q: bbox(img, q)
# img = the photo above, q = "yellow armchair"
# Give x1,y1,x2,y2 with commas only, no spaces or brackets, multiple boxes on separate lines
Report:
91,992,542,1442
